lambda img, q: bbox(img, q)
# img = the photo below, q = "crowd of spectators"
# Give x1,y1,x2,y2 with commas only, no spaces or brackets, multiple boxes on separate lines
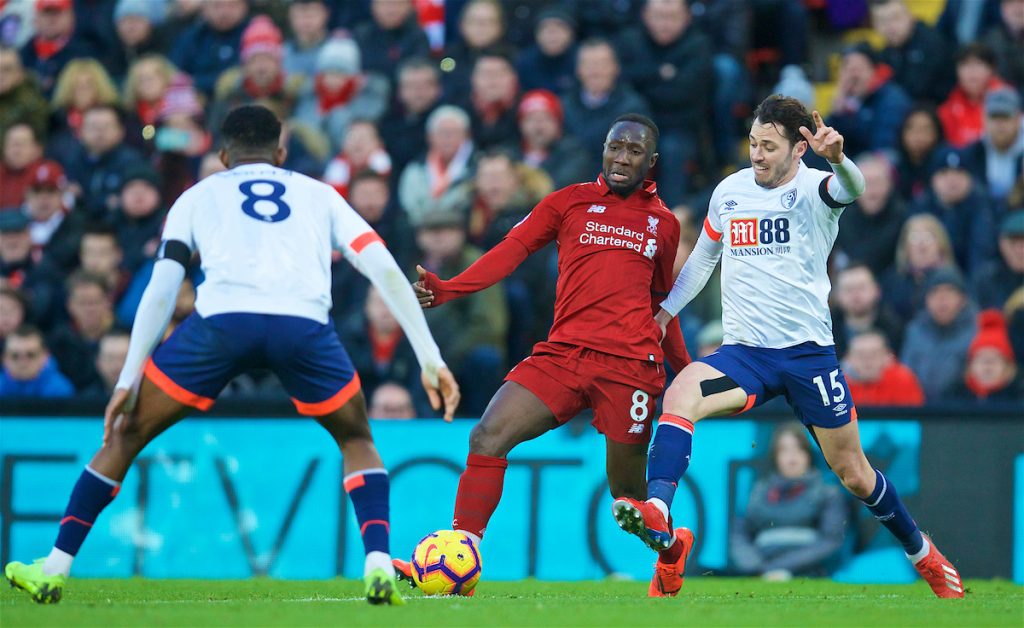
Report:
0,0,1021,416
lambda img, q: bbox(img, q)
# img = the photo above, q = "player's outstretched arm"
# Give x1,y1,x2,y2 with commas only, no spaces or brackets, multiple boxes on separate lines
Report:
658,230,723,323
106,256,186,444
413,238,531,308
352,242,461,420
799,110,866,204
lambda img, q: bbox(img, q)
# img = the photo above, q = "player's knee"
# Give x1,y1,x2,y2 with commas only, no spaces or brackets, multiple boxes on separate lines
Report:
663,376,704,420
468,420,508,457
832,457,874,498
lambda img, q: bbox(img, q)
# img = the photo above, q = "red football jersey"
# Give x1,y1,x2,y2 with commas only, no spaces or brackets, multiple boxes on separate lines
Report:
505,176,680,364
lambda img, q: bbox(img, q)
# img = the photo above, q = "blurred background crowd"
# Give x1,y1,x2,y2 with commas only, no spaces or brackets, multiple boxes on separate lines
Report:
0,0,1021,417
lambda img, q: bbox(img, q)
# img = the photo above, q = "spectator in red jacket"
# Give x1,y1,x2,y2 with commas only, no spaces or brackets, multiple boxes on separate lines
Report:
951,309,1024,404
845,329,925,407
938,43,1011,148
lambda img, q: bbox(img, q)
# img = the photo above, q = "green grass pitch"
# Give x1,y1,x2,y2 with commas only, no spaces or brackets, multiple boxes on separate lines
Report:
2,578,1021,626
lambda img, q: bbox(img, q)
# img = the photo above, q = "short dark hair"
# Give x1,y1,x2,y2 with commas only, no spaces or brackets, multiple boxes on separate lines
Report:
611,113,660,147
9,323,44,345
349,169,389,190
0,286,29,318
221,105,282,154
66,270,111,297
752,94,814,148
81,222,118,242
955,42,996,68
83,103,125,127
397,56,440,80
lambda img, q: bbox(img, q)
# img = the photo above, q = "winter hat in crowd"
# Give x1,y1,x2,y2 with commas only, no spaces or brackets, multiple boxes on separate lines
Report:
115,0,166,24
159,74,203,121
923,267,966,295
968,309,1015,363
27,159,66,190
241,15,284,62
120,164,162,191
517,89,563,125
35,0,71,12
317,37,361,75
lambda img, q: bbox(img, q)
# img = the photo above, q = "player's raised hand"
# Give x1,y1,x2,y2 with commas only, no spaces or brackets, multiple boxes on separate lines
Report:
414,264,435,308
799,111,845,164
103,387,135,445
422,366,460,422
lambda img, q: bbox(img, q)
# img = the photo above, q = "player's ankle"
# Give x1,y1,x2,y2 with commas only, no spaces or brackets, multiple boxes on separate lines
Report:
648,497,670,522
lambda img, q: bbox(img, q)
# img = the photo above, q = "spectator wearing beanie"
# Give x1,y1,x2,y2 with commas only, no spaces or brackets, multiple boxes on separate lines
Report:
170,0,250,97
911,146,998,277
293,37,390,155
153,75,210,204
108,0,168,81
515,7,578,95
974,212,1024,310
844,329,925,407
950,310,1024,405
24,159,85,273
209,16,304,140
901,268,979,401
511,89,590,190
113,165,165,274
283,0,331,79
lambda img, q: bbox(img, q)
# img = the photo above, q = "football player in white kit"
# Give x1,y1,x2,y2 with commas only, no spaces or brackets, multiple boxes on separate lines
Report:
5,105,459,606
610,96,964,599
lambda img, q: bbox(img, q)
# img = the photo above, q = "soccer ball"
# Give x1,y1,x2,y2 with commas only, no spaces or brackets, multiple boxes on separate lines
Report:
411,530,482,596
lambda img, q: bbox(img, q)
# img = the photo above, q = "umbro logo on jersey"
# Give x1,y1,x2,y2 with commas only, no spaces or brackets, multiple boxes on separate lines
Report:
724,200,738,210
781,188,797,209
647,216,659,235
587,204,606,213
833,403,848,414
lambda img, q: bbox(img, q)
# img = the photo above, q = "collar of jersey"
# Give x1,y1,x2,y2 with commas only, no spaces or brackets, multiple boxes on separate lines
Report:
595,174,658,198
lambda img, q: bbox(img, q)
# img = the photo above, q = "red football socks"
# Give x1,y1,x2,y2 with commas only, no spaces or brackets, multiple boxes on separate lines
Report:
452,453,508,538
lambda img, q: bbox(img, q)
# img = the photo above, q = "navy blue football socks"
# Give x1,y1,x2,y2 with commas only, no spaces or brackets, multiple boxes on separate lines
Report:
646,415,695,508
54,467,120,556
344,468,390,555
861,468,924,555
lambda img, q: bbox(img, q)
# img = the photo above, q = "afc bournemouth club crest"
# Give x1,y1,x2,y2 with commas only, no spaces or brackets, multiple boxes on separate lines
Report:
781,188,797,209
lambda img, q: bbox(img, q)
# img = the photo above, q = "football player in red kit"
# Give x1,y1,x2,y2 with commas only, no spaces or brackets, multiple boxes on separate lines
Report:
394,114,693,589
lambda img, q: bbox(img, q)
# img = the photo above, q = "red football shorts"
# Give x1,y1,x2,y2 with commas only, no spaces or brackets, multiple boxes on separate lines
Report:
505,341,665,444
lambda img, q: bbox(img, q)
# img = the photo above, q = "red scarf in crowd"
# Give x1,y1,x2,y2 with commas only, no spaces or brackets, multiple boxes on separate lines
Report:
137,100,161,126
243,73,285,100
315,75,362,113
33,35,69,60
472,89,517,126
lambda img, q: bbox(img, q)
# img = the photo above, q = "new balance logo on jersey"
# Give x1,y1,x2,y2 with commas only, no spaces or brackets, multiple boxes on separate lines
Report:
647,216,659,235
587,204,606,213
628,423,645,435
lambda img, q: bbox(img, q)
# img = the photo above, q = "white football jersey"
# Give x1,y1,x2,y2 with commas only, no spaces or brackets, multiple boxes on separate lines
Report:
704,162,846,348
160,163,379,324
